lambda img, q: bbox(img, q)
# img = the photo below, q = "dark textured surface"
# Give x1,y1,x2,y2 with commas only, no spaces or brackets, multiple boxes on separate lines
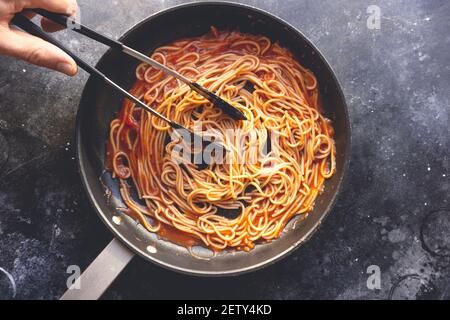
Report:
0,0,449,300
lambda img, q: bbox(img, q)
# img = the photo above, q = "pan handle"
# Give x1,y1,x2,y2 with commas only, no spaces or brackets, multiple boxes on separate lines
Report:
60,238,134,300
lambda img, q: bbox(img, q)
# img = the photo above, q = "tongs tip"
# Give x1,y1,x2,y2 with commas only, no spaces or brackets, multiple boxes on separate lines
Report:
189,82,248,121
215,97,248,121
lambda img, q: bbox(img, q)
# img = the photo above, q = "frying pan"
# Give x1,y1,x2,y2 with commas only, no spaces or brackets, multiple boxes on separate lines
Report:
65,1,351,299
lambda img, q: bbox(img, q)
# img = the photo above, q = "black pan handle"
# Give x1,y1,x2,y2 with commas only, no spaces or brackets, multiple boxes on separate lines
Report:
33,8,124,50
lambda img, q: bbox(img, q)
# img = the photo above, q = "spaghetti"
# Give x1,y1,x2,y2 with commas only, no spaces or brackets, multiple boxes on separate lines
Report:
107,28,336,251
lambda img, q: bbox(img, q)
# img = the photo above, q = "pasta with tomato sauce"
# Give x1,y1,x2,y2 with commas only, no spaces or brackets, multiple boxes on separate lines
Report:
107,27,336,251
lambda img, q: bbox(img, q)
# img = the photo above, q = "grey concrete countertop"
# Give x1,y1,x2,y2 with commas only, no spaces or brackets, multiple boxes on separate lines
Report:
0,0,449,300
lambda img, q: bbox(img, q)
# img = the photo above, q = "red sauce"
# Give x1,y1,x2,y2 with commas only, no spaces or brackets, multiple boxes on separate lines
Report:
158,223,201,249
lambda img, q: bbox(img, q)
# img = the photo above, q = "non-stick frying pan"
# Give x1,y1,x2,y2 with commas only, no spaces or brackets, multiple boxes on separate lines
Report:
64,1,351,299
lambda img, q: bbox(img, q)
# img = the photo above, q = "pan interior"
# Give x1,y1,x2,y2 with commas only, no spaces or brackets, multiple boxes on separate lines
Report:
77,2,350,275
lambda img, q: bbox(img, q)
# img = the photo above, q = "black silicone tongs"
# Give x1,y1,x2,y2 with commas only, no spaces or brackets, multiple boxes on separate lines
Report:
33,9,247,121
11,13,229,153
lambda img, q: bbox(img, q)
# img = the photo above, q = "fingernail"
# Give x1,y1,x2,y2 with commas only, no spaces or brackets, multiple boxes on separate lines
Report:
57,62,75,76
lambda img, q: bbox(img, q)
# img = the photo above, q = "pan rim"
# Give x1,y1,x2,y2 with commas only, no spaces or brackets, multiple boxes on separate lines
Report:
75,0,352,276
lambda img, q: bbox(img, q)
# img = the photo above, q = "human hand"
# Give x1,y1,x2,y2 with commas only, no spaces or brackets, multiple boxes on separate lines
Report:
0,0,78,76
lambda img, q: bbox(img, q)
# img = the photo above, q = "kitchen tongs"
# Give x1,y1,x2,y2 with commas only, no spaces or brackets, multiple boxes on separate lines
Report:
12,12,239,152
34,9,247,121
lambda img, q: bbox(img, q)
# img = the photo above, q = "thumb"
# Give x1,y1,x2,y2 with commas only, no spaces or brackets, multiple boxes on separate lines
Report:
0,28,77,76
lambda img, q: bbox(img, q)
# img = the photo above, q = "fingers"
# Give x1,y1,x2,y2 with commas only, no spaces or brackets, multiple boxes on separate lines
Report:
22,12,36,19
0,27,77,76
24,0,78,32
22,0,77,15
20,12,65,34
41,17,66,32
18,0,77,32
4,0,80,75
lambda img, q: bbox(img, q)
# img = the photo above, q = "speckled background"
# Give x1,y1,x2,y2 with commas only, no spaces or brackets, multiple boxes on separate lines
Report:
0,0,449,300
